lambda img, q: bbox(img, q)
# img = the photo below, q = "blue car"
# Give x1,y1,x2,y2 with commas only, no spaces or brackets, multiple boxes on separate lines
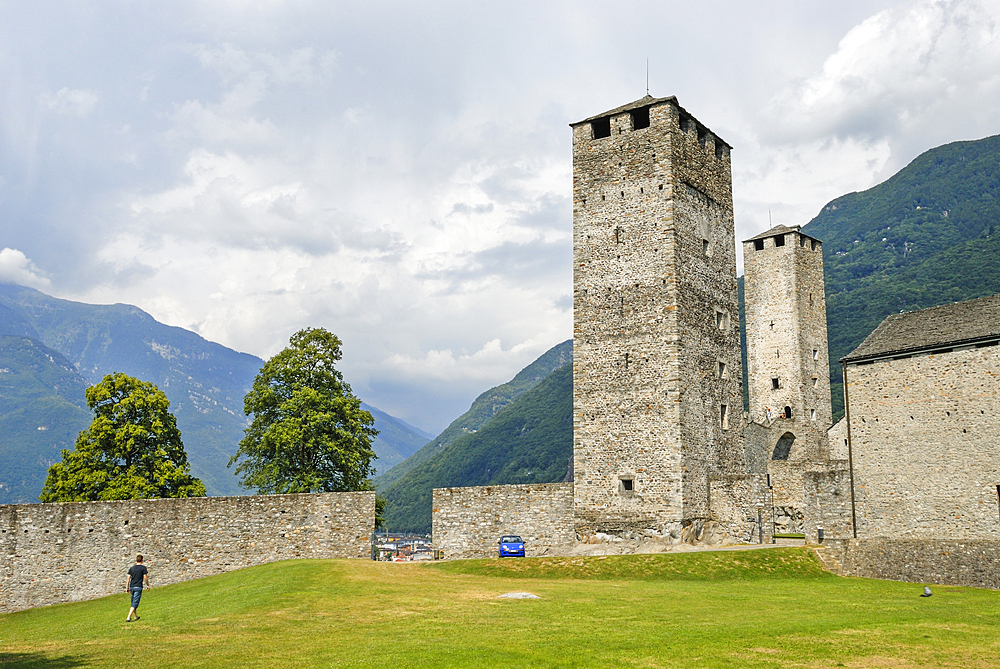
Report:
499,535,525,558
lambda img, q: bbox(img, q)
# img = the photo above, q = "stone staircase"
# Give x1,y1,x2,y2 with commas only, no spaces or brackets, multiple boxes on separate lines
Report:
811,545,844,575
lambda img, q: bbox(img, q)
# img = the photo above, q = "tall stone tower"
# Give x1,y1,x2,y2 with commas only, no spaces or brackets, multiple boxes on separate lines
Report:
571,95,743,536
743,225,832,460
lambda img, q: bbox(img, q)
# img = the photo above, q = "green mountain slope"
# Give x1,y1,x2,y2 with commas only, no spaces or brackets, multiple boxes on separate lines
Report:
735,134,1000,421
0,284,263,496
374,339,572,492
805,134,1000,287
0,336,91,503
0,285,440,498
382,362,573,535
805,134,1000,419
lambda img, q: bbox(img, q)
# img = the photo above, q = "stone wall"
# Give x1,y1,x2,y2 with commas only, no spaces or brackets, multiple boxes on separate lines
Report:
0,491,374,613
708,473,772,544
827,418,848,460
802,467,852,543
741,421,771,476
835,539,1000,590
845,345,1000,540
433,483,575,559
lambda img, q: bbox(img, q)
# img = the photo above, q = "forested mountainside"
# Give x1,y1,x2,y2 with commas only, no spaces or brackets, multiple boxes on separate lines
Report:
374,339,572,492
381,363,572,535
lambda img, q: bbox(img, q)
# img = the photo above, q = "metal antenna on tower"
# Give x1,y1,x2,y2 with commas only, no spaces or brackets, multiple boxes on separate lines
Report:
646,59,649,96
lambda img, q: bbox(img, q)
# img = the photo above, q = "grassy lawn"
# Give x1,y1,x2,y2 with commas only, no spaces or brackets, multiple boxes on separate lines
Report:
2,548,999,668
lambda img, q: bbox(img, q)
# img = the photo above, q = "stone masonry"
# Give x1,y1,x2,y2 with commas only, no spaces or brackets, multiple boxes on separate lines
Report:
743,225,832,455
838,539,1000,590
432,483,574,559
1,491,374,613
844,340,1000,540
571,95,743,537
742,224,837,536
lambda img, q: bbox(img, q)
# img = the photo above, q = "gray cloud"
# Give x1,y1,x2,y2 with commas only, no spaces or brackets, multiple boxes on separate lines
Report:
1,0,996,432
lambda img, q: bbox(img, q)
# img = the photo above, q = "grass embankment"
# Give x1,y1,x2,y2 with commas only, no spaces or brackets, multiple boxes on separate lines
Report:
2,548,999,668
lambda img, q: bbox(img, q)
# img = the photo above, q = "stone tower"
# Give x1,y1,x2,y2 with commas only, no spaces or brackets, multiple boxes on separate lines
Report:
743,225,832,460
571,95,744,536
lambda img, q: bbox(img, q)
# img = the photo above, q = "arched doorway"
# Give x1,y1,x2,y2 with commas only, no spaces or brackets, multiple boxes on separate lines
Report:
772,432,795,460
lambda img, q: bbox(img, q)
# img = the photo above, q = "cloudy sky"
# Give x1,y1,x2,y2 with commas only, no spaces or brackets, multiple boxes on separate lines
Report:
2,0,1000,433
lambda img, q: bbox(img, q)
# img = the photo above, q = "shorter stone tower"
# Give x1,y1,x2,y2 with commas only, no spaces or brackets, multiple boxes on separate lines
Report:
743,225,832,461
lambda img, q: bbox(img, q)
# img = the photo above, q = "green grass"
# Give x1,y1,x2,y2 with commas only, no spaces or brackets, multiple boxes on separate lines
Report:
3,548,1000,668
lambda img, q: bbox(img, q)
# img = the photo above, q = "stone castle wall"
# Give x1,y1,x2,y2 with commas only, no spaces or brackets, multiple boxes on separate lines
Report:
1,492,374,613
433,483,575,559
802,467,853,543
846,345,1000,540
827,418,848,460
708,473,772,544
571,97,743,536
833,539,1000,590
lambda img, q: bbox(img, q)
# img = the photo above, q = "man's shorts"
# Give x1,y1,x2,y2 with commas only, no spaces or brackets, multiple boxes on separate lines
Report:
130,586,143,609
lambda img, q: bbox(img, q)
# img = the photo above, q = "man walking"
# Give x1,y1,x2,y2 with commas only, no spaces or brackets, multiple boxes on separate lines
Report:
125,554,150,622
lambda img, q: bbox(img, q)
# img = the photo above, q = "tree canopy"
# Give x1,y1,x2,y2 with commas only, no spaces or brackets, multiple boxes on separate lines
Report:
40,372,205,502
228,327,378,494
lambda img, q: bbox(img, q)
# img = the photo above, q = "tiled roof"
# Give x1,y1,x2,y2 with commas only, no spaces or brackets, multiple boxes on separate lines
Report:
743,225,822,244
842,294,1000,363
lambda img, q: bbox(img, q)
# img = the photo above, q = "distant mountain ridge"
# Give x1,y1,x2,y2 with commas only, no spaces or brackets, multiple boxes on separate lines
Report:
0,285,431,502
374,339,572,492
362,403,433,475
375,340,573,534
0,335,90,503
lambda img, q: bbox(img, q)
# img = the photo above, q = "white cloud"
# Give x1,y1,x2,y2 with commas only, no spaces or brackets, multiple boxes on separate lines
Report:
39,87,99,116
385,338,544,383
782,0,1000,143
734,0,1000,248
0,248,50,289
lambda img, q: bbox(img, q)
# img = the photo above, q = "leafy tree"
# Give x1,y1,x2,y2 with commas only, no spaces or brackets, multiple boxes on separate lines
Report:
228,327,378,494
40,373,206,502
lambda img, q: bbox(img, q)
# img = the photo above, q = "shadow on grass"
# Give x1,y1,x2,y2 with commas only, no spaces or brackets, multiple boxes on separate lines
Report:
0,651,89,668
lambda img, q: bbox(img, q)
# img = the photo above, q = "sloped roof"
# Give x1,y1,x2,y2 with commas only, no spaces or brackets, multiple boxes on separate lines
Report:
743,224,822,244
571,95,676,126
842,294,1000,363
570,95,732,149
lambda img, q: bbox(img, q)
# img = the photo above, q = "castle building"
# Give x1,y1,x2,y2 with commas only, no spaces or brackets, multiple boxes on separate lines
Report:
841,295,1000,540
434,93,1000,590
570,95,744,536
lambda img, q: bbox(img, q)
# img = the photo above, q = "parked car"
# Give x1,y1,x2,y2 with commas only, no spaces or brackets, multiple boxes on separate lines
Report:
499,535,525,558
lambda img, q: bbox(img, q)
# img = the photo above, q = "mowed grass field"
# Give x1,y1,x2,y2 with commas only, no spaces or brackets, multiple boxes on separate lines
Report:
2,548,999,668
